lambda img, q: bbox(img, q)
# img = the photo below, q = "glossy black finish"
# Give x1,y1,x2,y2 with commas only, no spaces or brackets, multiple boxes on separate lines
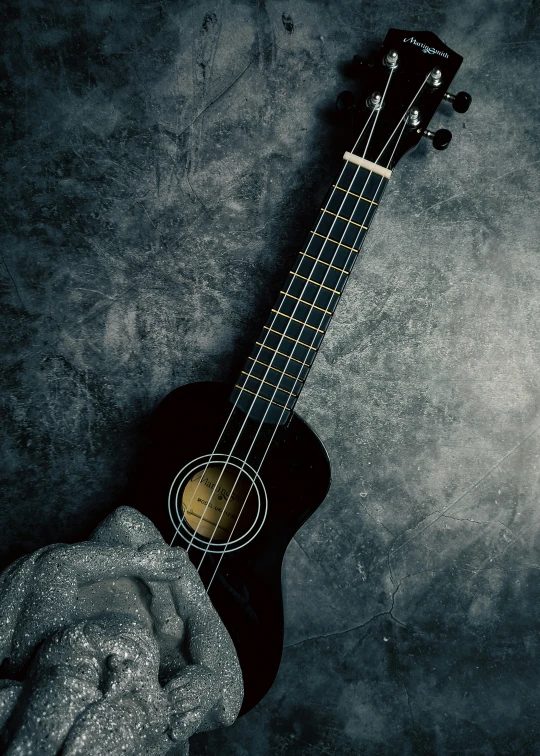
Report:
351,29,463,168
132,381,331,715
430,128,453,150
4,2,540,752
449,90,472,113
336,90,355,113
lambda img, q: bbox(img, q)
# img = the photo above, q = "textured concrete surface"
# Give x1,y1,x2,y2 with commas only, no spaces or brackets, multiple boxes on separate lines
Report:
1,0,540,753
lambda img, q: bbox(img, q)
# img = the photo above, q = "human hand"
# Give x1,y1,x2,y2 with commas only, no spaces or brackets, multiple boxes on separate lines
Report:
134,542,189,582
165,665,221,740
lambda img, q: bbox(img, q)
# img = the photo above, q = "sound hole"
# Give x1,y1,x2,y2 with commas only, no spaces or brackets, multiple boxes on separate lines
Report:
181,465,257,542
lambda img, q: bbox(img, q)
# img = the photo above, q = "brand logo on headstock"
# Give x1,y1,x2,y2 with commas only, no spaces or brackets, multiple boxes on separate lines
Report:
403,36,449,58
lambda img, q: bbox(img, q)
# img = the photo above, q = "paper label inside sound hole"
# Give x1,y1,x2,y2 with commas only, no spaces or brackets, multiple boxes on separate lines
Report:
181,465,256,541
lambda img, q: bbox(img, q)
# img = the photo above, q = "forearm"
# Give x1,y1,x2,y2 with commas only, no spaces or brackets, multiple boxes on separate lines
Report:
167,577,243,726
167,572,234,671
39,543,141,585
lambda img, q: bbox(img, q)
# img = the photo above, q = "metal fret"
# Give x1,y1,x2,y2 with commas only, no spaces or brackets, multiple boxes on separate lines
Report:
279,290,333,315
289,271,342,295
321,208,367,230
247,355,304,382
299,251,349,275
310,231,359,253
340,162,386,203
241,371,297,396
271,308,325,333
255,342,310,367
332,184,378,205
232,160,387,426
234,384,291,411
263,325,318,351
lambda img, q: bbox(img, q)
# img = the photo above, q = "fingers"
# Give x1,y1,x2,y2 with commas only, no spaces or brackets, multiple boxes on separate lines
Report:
169,706,204,741
138,544,188,561
136,544,189,579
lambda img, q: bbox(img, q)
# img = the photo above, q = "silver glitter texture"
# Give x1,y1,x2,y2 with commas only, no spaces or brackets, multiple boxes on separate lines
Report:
0,506,243,754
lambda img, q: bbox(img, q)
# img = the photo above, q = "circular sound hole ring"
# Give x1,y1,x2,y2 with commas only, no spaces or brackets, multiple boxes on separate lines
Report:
169,455,265,552
168,453,268,554
175,463,260,546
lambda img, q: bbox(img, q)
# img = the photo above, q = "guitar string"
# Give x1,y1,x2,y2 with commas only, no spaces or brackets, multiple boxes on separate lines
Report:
205,113,412,589
172,107,381,551
204,84,429,588
172,115,373,551
189,68,397,564
178,69,427,573
186,72,427,568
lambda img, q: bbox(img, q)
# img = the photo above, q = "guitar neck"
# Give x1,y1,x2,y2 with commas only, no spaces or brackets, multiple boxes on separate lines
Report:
230,153,391,425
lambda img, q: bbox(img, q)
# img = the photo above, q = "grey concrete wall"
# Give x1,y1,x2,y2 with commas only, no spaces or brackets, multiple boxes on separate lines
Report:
2,0,539,753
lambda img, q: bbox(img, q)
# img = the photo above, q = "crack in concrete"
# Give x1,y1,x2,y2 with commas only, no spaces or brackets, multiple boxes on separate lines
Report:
177,56,256,144
385,418,540,570
186,173,209,215
358,499,396,538
2,57,258,376
439,513,521,541
1,251,28,313
284,583,406,650
292,536,312,563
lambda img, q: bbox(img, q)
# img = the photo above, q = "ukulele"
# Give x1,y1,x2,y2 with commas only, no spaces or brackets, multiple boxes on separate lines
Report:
134,29,470,715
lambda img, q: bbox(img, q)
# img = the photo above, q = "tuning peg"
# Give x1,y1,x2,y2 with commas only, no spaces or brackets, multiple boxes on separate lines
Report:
336,90,355,113
423,128,452,150
443,91,472,113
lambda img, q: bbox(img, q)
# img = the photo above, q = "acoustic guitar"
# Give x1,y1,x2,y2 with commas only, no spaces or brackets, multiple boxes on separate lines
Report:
134,28,470,715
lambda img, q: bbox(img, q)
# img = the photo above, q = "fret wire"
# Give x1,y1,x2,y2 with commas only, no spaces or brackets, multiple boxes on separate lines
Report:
279,290,333,315
325,173,378,233
213,104,398,577
241,371,297,397
234,384,291,411
271,169,385,404
321,208,367,230
338,162,386,200
298,251,349,275
310,231,359,253
263,325,318,351
247,355,304,382
332,184,378,205
271,308,325,333
256,341,311,367
236,158,388,425
289,271,341,295
246,174,384,413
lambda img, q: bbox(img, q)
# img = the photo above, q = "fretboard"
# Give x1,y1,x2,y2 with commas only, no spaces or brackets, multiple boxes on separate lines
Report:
230,154,390,425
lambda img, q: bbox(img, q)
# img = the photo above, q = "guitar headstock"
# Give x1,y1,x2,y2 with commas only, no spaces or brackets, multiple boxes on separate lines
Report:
338,29,469,170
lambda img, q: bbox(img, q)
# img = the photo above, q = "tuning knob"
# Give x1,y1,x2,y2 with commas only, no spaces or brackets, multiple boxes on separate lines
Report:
443,91,472,113
423,128,452,150
336,90,355,113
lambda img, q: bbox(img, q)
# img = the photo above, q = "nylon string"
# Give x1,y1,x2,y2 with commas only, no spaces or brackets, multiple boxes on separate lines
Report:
185,67,397,562
205,97,414,590
202,74,431,587
170,103,381,551
175,69,428,590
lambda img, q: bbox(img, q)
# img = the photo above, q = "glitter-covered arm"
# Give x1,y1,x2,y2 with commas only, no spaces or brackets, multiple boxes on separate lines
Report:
1,540,190,672
49,541,191,585
164,554,244,738
42,543,139,584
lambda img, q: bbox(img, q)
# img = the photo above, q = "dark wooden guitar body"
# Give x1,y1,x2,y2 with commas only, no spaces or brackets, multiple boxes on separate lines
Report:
131,27,468,718
133,381,331,715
